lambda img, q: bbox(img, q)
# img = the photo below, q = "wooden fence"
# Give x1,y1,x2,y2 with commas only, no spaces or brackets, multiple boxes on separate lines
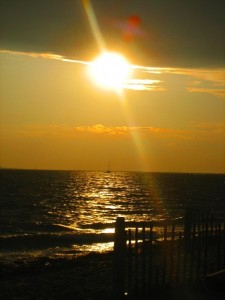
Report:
113,208,225,299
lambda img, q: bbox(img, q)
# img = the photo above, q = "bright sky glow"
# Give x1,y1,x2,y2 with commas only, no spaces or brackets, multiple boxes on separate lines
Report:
0,0,225,173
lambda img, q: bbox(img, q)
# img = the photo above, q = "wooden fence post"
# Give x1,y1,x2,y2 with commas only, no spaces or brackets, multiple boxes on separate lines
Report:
184,207,193,250
114,217,126,299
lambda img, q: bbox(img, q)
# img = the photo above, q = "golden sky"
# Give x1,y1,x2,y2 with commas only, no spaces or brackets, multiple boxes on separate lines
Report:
0,0,225,173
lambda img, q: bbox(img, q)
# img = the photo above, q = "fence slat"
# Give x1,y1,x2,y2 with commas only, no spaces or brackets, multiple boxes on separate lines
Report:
114,217,126,300
162,223,168,286
134,227,139,294
169,224,175,284
148,225,153,291
127,229,133,295
141,226,146,294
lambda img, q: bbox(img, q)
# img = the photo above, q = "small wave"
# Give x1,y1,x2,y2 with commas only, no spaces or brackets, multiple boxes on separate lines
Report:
53,223,76,231
0,232,114,251
78,222,114,230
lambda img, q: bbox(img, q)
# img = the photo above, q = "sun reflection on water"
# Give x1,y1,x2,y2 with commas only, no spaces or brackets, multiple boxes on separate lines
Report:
79,242,114,253
46,171,170,234
102,228,115,234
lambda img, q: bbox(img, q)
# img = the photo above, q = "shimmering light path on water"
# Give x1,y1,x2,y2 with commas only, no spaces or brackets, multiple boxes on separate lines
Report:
1,169,225,261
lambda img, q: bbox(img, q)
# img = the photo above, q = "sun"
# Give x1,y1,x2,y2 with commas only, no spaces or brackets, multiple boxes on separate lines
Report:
89,52,131,90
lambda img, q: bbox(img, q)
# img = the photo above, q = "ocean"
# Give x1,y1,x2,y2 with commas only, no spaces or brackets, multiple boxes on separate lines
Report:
1,169,225,263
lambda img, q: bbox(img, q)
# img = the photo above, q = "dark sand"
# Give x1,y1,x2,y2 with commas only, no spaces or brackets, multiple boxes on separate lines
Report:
1,252,224,300
0,253,114,300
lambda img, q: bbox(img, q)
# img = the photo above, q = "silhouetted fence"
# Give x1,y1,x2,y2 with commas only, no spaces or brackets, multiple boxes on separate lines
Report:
113,208,225,299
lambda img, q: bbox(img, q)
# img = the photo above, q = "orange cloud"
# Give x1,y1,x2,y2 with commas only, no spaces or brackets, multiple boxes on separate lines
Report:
175,68,225,86
0,49,63,60
0,49,89,65
5,123,222,144
187,87,225,98
167,68,225,98
143,67,225,98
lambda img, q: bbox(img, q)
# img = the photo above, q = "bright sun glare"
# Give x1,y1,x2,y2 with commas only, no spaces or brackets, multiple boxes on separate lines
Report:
89,52,131,90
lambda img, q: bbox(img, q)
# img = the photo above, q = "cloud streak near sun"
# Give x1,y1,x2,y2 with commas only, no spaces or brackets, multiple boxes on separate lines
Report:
1,49,224,97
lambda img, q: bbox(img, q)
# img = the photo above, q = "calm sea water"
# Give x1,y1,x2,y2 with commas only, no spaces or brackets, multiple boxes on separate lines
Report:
1,169,225,262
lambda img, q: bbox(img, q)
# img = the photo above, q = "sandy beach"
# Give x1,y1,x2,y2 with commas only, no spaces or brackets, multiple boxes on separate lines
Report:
1,251,225,300
0,252,114,300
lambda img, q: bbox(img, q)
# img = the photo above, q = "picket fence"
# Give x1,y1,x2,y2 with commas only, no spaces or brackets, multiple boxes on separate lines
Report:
113,208,225,299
